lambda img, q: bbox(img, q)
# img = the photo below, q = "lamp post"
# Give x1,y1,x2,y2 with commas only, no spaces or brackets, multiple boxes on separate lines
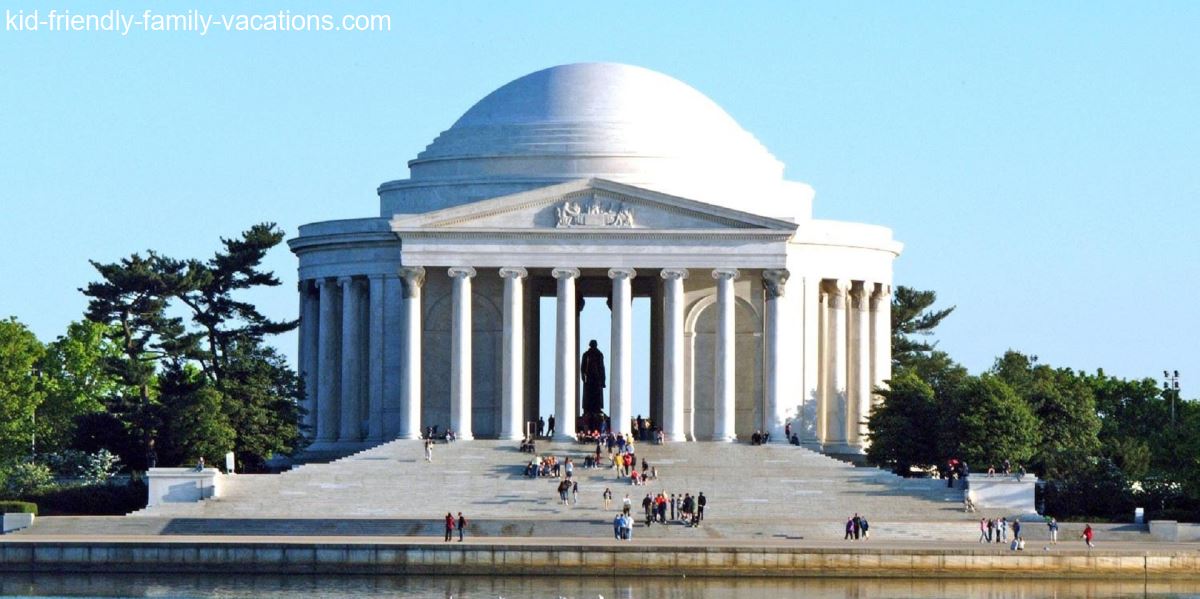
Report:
1163,370,1181,426
30,366,41,463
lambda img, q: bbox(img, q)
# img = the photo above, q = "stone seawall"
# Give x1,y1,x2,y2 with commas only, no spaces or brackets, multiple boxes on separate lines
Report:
2,541,1198,579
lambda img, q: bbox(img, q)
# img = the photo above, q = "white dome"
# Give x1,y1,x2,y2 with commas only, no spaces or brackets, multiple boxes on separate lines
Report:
385,63,812,219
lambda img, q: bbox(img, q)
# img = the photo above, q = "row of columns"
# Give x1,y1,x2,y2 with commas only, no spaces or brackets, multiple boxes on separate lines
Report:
300,265,798,445
819,279,891,449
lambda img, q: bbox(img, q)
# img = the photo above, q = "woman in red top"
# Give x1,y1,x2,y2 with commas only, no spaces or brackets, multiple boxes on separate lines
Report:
1082,524,1095,548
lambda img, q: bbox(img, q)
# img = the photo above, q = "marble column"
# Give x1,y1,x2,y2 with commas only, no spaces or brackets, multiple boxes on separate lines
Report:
660,268,688,442
315,278,341,443
870,284,892,399
608,268,636,437
552,267,580,441
850,281,872,447
448,267,476,441
826,279,851,447
763,269,790,443
816,288,828,445
366,275,386,443
499,267,527,441
712,268,740,442
298,281,320,439
397,266,425,440
339,276,366,443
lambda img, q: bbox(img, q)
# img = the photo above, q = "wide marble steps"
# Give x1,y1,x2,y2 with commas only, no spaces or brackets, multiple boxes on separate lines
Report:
19,440,1145,542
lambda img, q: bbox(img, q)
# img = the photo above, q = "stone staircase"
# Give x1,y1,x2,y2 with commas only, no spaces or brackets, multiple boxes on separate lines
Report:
16,440,1149,542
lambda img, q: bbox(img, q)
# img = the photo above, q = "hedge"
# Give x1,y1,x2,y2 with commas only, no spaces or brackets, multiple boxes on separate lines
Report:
0,500,38,515
18,480,146,516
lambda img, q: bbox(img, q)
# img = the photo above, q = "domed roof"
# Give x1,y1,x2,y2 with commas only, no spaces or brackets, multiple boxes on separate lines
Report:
387,63,811,219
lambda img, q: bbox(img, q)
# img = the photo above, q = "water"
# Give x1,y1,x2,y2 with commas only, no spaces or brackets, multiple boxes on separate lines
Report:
1,574,1199,599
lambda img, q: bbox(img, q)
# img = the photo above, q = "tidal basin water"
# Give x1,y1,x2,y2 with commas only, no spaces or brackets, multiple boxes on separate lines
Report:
1,574,1199,599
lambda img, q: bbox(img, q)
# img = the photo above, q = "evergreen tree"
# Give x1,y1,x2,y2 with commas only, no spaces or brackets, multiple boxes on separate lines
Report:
866,371,941,474
944,375,1040,468
891,286,955,370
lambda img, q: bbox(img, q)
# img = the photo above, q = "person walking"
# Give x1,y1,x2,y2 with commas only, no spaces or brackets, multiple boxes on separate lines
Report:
572,480,579,505
622,493,632,515
457,512,467,542
1048,517,1059,544
424,439,433,462
444,512,455,542
978,518,988,543
861,516,870,540
1081,523,1095,548
697,492,707,522
603,487,613,510
845,517,855,541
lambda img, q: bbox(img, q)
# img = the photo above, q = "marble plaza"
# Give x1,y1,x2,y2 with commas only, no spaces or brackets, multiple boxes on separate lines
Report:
288,63,900,458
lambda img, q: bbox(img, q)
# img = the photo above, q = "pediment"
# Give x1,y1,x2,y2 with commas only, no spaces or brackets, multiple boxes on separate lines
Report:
389,179,797,233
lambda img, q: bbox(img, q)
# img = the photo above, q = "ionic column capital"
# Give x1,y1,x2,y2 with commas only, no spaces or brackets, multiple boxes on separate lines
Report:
763,269,790,300
397,266,426,298
499,266,528,280
607,267,637,281
336,275,357,286
447,266,477,280
712,268,740,281
552,267,581,280
869,283,892,311
850,281,870,308
660,268,689,281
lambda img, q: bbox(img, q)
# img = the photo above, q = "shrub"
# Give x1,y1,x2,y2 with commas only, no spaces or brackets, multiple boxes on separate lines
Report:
20,480,146,516
1,462,54,496
0,500,37,515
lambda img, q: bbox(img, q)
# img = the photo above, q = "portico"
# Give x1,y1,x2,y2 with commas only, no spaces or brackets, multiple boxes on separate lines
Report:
289,63,901,459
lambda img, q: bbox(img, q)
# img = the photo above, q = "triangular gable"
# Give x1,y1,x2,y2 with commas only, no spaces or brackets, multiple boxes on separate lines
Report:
389,178,798,232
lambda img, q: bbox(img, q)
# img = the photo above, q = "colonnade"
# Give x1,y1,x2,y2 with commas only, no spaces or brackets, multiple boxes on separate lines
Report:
298,266,798,446
297,268,892,451
817,279,891,449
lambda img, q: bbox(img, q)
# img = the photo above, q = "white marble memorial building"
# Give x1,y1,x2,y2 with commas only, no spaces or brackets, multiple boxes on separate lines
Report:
289,63,900,458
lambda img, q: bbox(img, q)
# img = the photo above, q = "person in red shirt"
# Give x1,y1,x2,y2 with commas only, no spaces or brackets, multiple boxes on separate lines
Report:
1082,523,1095,548
444,512,455,542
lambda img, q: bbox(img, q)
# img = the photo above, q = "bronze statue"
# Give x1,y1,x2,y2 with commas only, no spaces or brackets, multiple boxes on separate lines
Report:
580,339,606,416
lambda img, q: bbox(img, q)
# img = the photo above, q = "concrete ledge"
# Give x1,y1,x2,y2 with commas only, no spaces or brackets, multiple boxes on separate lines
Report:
1,513,34,534
967,475,1037,513
1,540,1198,578
145,468,223,507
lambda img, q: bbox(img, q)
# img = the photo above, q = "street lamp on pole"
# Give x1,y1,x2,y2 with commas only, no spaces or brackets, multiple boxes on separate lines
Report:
1163,370,1181,426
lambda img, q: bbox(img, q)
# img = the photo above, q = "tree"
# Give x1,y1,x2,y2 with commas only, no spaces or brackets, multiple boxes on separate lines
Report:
866,371,941,474
0,317,45,463
156,363,236,467
80,224,301,470
35,321,125,454
991,351,1101,478
944,375,1040,468
891,286,955,370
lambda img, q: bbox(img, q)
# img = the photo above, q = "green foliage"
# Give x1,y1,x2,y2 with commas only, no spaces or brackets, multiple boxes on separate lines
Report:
220,342,302,471
0,317,45,463
156,364,236,467
78,223,301,470
1,462,54,496
35,321,125,453
0,500,38,515
991,351,1101,478
867,371,941,474
43,449,121,484
891,286,955,370
19,480,146,516
944,375,1040,468
1042,458,1134,520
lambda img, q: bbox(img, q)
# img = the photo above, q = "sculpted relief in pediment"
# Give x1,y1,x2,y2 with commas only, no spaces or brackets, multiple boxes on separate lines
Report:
555,197,634,228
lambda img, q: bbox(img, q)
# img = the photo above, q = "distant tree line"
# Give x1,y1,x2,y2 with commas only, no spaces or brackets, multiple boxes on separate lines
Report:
0,223,303,512
869,287,1200,521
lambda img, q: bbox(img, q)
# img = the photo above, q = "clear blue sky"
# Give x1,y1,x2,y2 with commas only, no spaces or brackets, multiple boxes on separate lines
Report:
2,2,1197,409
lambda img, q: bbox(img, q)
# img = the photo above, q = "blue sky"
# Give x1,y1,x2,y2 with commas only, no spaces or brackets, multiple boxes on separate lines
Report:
2,1,1197,412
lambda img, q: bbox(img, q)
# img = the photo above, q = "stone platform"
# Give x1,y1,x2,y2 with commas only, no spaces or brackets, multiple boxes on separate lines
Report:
12,440,1146,543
